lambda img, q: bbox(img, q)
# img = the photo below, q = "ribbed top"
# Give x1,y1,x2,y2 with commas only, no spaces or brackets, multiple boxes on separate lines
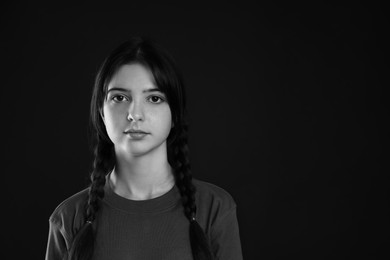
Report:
46,178,243,260
103,179,181,214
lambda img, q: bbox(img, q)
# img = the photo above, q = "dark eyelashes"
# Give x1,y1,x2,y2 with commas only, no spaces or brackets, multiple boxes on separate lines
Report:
147,95,165,103
109,94,165,103
111,94,128,102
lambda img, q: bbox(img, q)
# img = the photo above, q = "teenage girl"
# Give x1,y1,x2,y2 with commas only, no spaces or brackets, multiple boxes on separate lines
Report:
45,37,243,260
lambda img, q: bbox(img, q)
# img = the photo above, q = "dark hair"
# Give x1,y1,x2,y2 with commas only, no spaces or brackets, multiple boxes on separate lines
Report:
69,37,214,260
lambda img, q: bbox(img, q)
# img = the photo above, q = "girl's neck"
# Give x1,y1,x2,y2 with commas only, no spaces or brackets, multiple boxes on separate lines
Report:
110,146,175,201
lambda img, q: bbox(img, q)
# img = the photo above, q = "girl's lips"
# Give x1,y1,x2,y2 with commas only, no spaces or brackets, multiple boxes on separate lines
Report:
124,129,149,134
124,130,149,140
127,132,147,140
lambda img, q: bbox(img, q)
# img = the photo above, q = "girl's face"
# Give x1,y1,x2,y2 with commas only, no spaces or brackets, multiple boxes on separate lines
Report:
102,63,172,157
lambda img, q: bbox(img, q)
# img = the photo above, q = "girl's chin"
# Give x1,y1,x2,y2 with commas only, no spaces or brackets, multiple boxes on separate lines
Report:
116,142,165,158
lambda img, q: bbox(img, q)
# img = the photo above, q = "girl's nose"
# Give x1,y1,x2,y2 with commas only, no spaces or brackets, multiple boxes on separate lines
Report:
127,100,144,122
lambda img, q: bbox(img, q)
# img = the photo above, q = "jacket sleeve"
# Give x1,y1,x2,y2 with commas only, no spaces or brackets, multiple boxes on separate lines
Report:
211,206,243,260
45,219,69,260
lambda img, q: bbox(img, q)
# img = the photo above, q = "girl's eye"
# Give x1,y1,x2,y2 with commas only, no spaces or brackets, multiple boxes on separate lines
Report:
112,95,127,102
148,95,164,104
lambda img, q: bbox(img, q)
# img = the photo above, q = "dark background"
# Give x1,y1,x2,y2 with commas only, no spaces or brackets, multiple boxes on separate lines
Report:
1,1,388,259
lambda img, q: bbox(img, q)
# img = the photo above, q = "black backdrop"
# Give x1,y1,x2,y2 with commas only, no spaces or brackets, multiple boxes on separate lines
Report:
1,1,388,259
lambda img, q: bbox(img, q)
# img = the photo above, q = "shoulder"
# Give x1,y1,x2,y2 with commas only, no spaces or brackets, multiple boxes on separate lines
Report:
193,179,237,218
49,187,89,238
193,179,236,205
193,180,243,258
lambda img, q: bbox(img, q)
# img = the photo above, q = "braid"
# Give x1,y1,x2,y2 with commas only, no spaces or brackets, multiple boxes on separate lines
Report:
87,139,114,221
69,137,115,260
173,130,196,219
170,124,214,260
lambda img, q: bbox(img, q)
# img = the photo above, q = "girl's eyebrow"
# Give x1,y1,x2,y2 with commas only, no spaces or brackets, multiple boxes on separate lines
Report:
107,87,162,94
143,88,162,93
107,87,128,94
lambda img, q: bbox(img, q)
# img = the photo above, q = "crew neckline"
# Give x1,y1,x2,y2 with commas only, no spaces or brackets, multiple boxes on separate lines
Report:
103,174,181,214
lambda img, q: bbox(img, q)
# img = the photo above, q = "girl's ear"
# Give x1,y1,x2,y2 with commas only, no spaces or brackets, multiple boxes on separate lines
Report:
100,109,105,124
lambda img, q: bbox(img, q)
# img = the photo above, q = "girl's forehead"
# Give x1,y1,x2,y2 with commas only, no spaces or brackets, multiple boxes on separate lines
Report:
107,63,157,92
